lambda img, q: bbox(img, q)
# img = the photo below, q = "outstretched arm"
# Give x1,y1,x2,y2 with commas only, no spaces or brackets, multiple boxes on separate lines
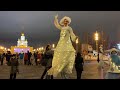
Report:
54,15,62,30
69,27,78,42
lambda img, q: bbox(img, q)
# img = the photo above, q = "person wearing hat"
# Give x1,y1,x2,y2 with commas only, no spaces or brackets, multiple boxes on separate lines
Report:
47,15,78,79
105,48,120,79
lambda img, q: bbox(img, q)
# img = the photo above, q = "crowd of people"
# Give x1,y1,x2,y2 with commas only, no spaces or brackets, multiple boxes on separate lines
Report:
0,50,45,79
0,50,43,66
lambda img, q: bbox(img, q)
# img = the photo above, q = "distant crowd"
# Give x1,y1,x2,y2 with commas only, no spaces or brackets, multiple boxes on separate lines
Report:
0,50,43,66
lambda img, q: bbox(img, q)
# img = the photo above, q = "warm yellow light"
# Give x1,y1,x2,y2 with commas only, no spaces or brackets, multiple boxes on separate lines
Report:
94,31,99,41
33,49,36,51
52,44,55,48
8,48,10,51
76,38,78,44
0,46,4,49
41,47,44,50
21,32,24,36
39,48,41,50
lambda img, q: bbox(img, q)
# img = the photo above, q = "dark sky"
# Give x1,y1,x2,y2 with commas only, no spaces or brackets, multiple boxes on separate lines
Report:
0,11,120,48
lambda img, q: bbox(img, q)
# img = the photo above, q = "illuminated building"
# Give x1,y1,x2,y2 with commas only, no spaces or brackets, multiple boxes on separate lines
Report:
11,32,33,54
17,33,28,47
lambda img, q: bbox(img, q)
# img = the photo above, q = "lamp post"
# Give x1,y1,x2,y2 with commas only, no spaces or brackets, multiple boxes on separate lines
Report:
76,37,79,53
94,31,99,52
94,31,99,62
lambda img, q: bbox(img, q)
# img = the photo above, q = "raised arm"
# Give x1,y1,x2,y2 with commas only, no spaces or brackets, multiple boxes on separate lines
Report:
54,15,62,30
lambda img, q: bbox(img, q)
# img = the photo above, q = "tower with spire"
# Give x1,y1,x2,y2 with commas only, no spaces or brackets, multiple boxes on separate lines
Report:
17,32,28,47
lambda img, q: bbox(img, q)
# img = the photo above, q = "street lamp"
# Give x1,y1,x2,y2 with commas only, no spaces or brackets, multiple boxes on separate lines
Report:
94,31,99,52
94,31,99,63
76,37,79,53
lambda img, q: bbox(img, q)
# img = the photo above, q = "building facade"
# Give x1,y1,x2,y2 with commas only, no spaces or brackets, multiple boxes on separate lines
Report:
11,33,33,54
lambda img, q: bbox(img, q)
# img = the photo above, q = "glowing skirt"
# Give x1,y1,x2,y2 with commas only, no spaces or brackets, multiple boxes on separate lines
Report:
47,50,75,77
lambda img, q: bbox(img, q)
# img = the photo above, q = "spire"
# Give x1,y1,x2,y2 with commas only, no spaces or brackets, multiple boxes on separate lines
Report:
21,25,25,36
21,32,24,36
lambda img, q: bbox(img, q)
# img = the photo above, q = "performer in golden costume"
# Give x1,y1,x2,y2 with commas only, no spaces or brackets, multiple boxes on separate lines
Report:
47,15,78,78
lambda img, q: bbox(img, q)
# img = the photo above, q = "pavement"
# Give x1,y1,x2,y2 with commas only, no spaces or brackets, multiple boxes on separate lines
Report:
0,60,109,79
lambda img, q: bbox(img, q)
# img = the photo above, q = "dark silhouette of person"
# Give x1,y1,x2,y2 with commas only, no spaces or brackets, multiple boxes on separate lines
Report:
75,52,84,79
34,52,38,66
41,44,54,79
1,53,5,65
97,53,100,63
10,54,19,79
27,51,32,65
24,53,28,65
6,51,12,66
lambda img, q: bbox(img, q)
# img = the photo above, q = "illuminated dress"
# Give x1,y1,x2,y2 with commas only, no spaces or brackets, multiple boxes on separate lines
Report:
105,48,120,79
47,16,77,77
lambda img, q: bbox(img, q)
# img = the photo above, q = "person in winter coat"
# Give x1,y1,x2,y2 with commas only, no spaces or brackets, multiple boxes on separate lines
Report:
34,51,38,66
75,52,84,79
24,53,28,65
41,44,54,79
30,52,35,65
27,51,32,65
1,53,5,65
6,51,12,66
19,51,24,65
10,54,19,79
37,51,42,65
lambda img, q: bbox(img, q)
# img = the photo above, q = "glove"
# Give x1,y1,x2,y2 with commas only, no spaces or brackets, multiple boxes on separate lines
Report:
55,14,58,19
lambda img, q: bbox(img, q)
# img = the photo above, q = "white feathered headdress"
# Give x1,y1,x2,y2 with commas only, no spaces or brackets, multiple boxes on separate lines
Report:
104,48,120,54
59,16,71,25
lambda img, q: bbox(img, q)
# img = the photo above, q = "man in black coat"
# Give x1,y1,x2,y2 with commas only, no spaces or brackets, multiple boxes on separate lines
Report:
6,51,12,66
27,51,32,65
75,52,84,79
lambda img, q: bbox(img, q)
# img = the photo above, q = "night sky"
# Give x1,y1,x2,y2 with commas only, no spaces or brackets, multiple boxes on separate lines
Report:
0,11,120,48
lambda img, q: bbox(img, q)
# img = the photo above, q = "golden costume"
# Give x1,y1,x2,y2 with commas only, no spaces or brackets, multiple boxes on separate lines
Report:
47,25,77,77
